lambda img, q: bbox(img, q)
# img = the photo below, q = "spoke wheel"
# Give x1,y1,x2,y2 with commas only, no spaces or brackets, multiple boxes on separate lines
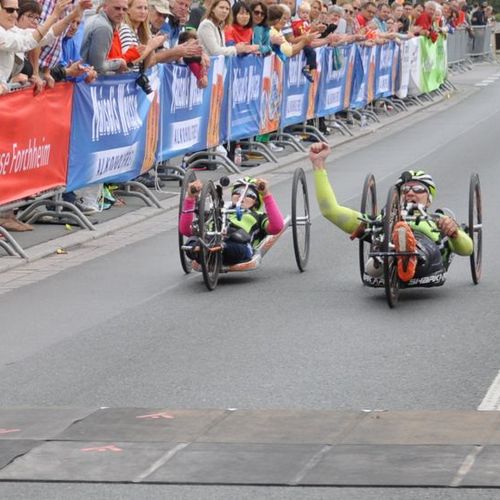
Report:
469,173,482,284
383,186,401,308
178,169,197,274
291,167,311,272
359,173,378,283
198,181,222,291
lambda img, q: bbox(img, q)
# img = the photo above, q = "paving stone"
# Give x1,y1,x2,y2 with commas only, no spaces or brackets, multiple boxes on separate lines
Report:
340,411,500,445
197,409,363,444
56,408,227,442
461,445,500,486
300,444,471,486
147,442,324,484
0,440,179,482
0,408,96,440
0,440,39,470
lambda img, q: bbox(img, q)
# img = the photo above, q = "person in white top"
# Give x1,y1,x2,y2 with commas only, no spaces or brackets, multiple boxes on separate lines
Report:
0,0,91,90
197,0,258,56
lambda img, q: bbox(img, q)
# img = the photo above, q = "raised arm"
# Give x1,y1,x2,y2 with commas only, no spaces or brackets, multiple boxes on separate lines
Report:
310,143,362,234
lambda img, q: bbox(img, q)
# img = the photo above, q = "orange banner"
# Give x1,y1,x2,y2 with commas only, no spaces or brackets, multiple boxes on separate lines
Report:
0,83,73,205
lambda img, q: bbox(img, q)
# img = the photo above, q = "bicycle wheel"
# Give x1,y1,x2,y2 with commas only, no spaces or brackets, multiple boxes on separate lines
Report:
178,169,197,274
382,186,400,308
291,167,311,272
359,173,378,283
469,173,482,285
198,180,222,291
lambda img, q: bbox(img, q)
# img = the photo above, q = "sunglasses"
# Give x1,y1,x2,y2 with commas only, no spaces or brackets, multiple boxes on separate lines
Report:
232,188,257,199
401,184,428,194
253,9,264,15
344,9,353,13
353,6,360,10
2,7,19,13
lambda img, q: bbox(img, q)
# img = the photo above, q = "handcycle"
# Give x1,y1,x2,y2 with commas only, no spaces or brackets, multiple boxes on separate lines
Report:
356,172,482,308
177,168,311,290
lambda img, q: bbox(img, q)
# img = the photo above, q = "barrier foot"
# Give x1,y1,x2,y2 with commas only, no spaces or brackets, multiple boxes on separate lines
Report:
390,98,408,112
0,227,28,259
114,181,162,208
18,199,96,231
285,123,328,143
186,149,241,174
324,117,354,137
240,140,278,163
156,162,185,183
362,109,380,124
269,131,307,152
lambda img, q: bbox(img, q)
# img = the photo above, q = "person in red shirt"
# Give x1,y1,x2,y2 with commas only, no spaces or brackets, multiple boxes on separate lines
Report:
357,1,377,29
225,1,254,46
414,0,439,42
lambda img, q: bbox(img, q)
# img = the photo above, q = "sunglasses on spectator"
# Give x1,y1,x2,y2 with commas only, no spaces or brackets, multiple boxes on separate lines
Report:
2,7,19,13
232,188,258,199
253,9,264,15
401,184,428,194
344,8,353,13
353,6,360,10
112,6,128,11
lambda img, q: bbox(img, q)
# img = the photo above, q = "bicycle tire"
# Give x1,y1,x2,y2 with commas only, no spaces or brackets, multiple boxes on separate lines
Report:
469,173,482,285
359,173,378,283
291,167,311,272
178,169,197,274
383,186,400,308
198,180,222,291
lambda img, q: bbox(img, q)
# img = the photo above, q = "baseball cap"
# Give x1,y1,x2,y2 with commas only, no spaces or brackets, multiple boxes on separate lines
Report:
149,0,171,14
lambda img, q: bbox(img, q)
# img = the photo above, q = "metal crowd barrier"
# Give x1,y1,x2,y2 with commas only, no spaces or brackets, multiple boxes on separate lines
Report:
447,28,472,70
467,25,495,61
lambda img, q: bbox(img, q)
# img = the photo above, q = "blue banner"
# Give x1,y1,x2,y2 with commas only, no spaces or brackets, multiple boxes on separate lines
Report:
280,53,310,128
375,42,397,98
67,71,159,191
350,45,376,109
229,55,263,140
157,56,228,161
317,45,356,117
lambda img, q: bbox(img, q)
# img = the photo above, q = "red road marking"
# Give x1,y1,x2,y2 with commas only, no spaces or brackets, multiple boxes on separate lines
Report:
136,412,175,420
81,445,123,452
0,429,20,434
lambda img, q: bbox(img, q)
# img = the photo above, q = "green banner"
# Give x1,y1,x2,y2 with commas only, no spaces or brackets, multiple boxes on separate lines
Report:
420,35,447,93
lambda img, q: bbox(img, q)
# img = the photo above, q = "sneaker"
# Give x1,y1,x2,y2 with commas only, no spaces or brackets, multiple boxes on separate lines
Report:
268,142,284,152
75,198,98,215
392,221,417,282
302,67,314,83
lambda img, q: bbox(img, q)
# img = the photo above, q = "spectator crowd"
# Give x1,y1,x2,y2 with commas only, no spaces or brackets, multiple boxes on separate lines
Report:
0,0,496,230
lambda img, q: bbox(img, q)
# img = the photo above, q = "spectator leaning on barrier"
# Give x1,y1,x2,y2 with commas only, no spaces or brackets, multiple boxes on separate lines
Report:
471,1,487,25
80,0,129,74
161,0,190,48
119,0,166,70
1,0,89,86
178,30,207,87
251,1,272,55
197,0,258,56
224,1,254,49
11,0,42,85
414,1,439,41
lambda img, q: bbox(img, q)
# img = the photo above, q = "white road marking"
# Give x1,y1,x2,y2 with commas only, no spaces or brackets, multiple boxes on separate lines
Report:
132,443,189,482
449,445,484,487
478,370,500,410
475,83,490,87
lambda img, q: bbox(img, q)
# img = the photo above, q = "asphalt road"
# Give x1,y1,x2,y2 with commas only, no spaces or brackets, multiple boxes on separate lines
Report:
1,63,500,499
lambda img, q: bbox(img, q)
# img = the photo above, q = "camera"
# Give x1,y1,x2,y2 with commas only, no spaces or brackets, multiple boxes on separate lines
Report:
136,72,152,95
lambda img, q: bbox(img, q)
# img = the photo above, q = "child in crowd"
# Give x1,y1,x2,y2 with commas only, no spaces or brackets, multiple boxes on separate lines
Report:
178,31,208,89
225,1,254,49
291,1,316,82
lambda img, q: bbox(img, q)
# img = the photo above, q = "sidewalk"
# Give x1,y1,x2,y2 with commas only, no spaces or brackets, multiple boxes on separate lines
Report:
0,66,489,276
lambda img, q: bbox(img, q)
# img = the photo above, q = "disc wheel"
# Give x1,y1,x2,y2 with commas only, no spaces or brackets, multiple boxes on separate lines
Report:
359,173,378,283
291,167,311,272
469,173,482,284
198,180,222,291
178,169,197,274
382,186,401,308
